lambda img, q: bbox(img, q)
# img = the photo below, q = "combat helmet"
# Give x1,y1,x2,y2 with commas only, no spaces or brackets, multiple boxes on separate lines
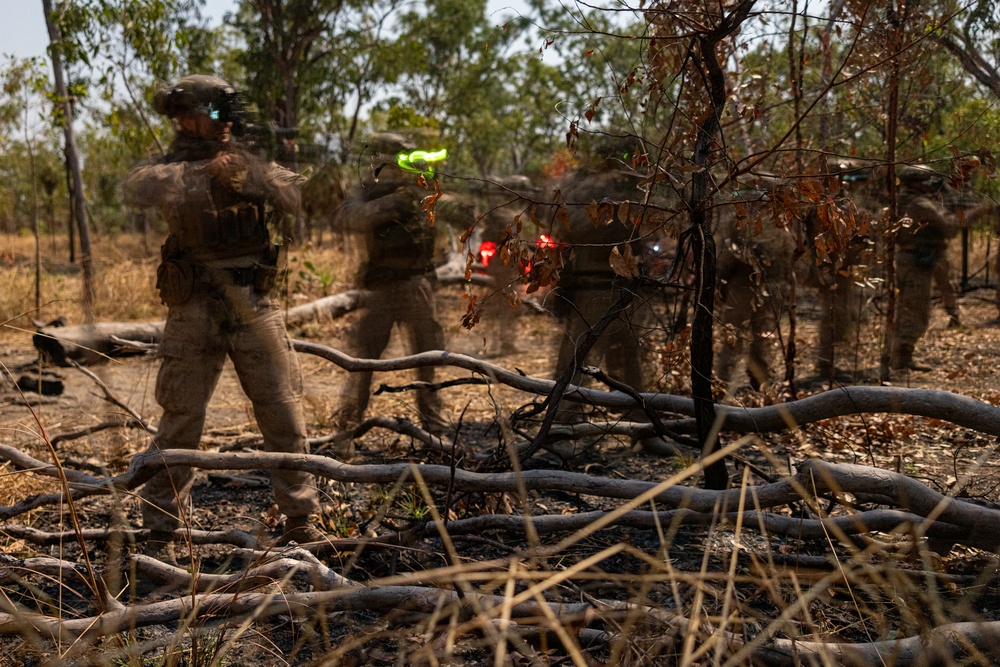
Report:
897,164,946,192
153,75,246,128
366,132,416,157
366,131,447,177
828,158,874,183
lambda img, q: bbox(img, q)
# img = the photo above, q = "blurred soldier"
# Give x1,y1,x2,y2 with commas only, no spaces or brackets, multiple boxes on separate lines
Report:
715,177,797,389
474,174,537,357
938,186,987,327
549,133,663,435
888,165,993,374
300,161,347,248
801,159,880,380
331,133,449,440
932,257,960,327
122,74,322,560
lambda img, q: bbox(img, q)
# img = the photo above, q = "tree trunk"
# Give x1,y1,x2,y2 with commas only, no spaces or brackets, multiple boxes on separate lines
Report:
687,2,757,490
43,0,95,323
26,113,41,313
879,2,905,380
64,153,75,262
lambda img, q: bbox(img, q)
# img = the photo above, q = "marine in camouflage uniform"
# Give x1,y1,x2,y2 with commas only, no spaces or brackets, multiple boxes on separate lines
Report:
122,75,321,555
331,134,448,436
714,177,797,389
937,186,987,328
474,175,536,358
887,165,993,373
801,159,880,379
549,134,661,428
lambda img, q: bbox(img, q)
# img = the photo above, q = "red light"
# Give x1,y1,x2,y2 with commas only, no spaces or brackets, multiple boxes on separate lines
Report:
478,240,497,267
523,234,565,275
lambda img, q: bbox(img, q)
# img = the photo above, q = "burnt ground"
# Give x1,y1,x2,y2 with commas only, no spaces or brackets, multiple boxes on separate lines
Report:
3,275,1000,665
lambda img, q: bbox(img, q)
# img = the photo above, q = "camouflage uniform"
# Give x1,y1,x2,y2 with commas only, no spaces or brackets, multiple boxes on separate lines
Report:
550,160,654,423
715,180,797,388
475,175,536,357
122,75,319,535
332,147,447,435
801,160,879,378
890,167,958,372
932,254,960,326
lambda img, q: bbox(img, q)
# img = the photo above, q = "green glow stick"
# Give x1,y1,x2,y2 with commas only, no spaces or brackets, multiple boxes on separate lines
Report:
397,148,449,174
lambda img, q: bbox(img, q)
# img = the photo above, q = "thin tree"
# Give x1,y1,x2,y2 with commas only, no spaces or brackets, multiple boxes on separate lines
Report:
648,0,756,490
42,0,95,323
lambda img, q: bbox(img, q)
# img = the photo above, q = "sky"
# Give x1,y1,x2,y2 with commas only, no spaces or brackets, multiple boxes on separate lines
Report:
1,0,532,62
2,0,237,60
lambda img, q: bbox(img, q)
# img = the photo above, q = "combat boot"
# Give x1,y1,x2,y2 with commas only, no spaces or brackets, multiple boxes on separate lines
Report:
279,515,326,545
142,530,178,567
889,343,915,374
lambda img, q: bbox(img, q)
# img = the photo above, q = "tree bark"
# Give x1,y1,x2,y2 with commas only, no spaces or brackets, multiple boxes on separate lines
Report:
687,1,757,490
43,0,95,322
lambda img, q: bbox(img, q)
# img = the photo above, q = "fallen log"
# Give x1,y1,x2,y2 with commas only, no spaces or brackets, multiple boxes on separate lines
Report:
33,322,165,366
294,340,1000,436
30,259,489,365
2,444,998,549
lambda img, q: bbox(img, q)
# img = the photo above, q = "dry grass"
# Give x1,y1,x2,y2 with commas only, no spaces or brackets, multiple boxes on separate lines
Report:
0,233,354,346
4,233,1000,665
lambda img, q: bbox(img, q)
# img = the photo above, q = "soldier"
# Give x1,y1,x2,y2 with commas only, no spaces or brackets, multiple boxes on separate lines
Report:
122,74,322,562
331,133,449,441
548,133,664,438
801,159,880,380
932,257,961,327
473,174,537,357
714,177,797,389
887,165,992,374
938,186,987,328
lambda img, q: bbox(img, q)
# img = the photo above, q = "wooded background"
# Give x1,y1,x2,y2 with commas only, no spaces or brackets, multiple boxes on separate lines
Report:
6,1,1000,665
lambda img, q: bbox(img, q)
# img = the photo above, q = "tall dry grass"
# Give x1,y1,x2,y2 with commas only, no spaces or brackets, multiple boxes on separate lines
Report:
0,233,353,345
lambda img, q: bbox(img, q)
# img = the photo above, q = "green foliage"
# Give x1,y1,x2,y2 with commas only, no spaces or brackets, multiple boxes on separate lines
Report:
0,56,64,234
14,0,1000,238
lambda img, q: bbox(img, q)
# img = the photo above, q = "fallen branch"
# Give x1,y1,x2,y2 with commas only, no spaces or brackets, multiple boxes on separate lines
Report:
33,321,165,365
0,583,591,640
293,340,1000,437
131,548,357,593
4,568,999,667
32,263,486,366
0,525,403,552
1,446,997,549
49,419,146,448
413,506,969,543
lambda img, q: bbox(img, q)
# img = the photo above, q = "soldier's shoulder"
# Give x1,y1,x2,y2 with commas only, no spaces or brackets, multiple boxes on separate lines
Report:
903,194,948,217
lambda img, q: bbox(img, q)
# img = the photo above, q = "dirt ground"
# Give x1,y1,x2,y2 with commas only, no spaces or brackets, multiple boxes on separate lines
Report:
4,243,1000,664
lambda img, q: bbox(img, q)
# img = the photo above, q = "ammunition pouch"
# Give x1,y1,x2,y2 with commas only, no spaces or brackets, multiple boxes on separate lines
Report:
156,258,196,306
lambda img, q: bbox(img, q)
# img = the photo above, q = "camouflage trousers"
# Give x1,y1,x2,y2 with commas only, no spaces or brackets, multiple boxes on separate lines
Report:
933,255,959,320
142,284,319,532
716,263,787,387
333,276,446,434
552,283,648,423
890,248,936,370
481,261,523,357
815,273,861,377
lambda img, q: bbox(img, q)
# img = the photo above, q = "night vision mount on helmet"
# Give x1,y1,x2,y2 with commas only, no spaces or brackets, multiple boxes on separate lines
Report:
898,164,946,192
153,74,250,134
